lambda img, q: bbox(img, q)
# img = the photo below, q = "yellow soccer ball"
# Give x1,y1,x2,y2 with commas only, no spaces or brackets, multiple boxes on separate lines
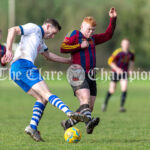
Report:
64,127,81,143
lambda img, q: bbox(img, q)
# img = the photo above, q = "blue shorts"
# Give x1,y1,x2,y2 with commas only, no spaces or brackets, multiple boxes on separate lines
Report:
10,59,43,92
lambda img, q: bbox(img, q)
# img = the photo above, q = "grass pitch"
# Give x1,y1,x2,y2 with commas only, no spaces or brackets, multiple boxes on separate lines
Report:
0,78,150,150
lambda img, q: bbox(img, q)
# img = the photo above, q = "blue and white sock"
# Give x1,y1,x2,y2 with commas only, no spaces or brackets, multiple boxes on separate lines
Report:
30,101,45,130
48,95,71,114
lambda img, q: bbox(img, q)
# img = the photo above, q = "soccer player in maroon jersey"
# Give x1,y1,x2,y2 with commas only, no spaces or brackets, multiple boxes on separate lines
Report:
102,39,135,112
60,8,117,134
0,30,6,66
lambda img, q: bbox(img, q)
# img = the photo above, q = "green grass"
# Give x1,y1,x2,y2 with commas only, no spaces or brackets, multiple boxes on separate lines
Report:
0,78,150,150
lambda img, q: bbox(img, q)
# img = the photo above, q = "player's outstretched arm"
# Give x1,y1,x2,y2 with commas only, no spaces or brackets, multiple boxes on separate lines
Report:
41,51,71,64
93,7,117,45
2,26,21,64
109,7,117,18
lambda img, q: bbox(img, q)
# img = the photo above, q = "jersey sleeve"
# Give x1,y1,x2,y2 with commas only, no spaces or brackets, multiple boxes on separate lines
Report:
19,23,38,35
60,30,81,53
92,18,116,45
39,41,48,53
108,48,122,65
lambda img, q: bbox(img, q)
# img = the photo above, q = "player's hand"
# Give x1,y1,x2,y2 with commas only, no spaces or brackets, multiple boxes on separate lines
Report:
109,8,117,18
67,57,72,64
3,50,13,63
116,68,123,74
81,40,89,49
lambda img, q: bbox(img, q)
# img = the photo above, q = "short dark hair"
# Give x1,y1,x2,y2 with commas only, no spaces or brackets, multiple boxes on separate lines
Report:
44,18,61,31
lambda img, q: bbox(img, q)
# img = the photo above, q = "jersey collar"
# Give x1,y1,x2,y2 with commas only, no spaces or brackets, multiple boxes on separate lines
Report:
38,25,44,38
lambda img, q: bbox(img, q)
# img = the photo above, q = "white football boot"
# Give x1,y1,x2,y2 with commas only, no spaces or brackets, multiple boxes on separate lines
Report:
25,125,44,142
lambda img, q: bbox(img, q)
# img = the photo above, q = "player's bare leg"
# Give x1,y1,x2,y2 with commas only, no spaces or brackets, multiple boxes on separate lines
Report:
120,79,128,112
102,81,117,112
28,88,48,105
87,96,100,133
31,80,88,121
76,90,100,134
109,81,117,94
76,89,93,124
76,88,91,105
25,81,88,142
90,96,96,112
25,89,47,142
61,89,100,134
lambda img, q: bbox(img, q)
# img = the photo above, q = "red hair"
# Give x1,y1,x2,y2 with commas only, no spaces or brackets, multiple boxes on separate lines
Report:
83,16,96,27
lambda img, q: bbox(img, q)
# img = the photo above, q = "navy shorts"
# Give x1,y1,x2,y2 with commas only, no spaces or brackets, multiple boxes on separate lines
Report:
111,72,128,82
71,74,97,96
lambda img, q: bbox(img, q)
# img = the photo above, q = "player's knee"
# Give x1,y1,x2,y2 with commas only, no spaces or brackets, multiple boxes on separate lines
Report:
121,86,127,92
41,92,52,101
109,89,115,94
37,95,48,104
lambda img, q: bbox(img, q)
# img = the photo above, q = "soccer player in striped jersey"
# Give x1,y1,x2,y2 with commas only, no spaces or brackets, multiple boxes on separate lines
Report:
0,30,6,66
60,8,117,134
2,19,88,142
102,39,135,112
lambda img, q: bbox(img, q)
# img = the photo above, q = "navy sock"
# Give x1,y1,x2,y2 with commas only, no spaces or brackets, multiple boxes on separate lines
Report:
121,91,127,107
104,92,112,105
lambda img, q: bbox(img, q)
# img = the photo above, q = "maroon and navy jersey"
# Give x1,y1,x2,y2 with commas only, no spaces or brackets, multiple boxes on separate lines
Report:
0,44,6,66
108,48,135,72
61,18,116,73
